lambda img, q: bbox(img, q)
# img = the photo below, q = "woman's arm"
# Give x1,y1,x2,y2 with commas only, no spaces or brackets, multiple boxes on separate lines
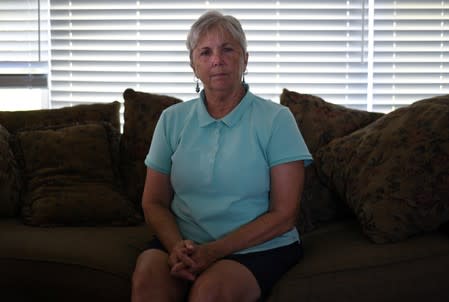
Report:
142,167,197,280
187,160,305,272
141,167,182,252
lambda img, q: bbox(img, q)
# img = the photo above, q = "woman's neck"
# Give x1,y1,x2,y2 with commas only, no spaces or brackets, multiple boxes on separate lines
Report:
204,85,246,119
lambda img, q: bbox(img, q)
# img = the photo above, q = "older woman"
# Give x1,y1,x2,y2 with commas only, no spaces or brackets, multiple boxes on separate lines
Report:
131,10,312,302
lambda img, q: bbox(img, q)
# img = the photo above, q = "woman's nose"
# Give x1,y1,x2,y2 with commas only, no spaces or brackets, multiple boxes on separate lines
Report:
211,51,224,66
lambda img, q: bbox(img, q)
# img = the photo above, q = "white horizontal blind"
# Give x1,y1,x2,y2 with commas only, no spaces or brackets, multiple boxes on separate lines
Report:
49,0,448,112
0,0,49,88
372,0,448,112
49,0,368,109
255,0,368,109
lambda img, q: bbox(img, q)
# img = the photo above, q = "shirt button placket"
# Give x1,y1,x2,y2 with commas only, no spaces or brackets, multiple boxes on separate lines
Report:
206,121,221,183
213,122,222,159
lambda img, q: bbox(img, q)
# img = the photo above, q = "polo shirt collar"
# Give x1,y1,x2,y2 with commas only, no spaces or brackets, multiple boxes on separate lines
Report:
197,83,252,128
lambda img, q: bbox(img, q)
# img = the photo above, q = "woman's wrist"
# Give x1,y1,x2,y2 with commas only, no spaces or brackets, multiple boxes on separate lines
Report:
205,239,232,260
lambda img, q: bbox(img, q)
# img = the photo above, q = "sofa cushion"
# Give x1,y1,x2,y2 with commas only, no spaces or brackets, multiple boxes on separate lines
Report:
0,124,21,217
268,220,449,302
14,122,141,226
0,219,150,302
0,101,121,133
120,88,181,207
280,89,384,233
315,95,449,243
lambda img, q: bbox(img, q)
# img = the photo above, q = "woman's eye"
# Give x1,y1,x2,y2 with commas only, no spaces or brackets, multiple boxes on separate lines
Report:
200,50,210,56
223,47,233,52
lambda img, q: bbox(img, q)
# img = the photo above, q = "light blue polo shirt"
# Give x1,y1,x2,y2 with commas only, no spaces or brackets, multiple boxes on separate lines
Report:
145,85,312,254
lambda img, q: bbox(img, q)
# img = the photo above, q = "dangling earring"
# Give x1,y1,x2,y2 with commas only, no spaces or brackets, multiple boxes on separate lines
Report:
195,80,200,93
194,76,200,93
242,69,248,84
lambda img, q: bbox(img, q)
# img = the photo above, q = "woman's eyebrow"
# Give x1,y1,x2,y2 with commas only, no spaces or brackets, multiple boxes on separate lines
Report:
197,46,210,52
196,42,234,51
221,41,234,46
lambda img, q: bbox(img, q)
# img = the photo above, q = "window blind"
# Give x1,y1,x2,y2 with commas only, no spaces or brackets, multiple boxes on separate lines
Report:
47,0,448,112
372,0,448,112
0,0,49,88
49,0,369,109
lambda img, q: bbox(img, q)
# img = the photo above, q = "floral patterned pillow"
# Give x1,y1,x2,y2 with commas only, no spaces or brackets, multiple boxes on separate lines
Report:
281,89,384,233
120,88,181,208
315,95,449,243
0,124,21,217
15,123,142,226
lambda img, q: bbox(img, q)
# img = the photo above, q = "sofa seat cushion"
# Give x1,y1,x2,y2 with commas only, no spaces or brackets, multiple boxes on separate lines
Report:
0,219,151,301
0,219,151,277
268,220,449,302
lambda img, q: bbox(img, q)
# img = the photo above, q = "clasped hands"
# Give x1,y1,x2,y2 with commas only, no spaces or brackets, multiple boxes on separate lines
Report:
168,240,218,281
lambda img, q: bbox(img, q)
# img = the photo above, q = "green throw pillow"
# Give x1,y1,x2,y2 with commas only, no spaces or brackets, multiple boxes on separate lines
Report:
280,88,384,233
120,88,181,208
315,95,449,243
14,122,142,226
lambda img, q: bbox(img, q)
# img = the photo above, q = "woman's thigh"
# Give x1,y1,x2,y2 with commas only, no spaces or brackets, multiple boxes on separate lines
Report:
132,249,189,302
189,259,261,302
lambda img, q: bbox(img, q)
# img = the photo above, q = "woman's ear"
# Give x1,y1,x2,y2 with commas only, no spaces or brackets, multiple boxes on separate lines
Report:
243,52,249,71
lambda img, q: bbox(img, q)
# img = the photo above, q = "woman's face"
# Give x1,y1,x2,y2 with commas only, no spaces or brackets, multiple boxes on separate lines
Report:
191,26,248,93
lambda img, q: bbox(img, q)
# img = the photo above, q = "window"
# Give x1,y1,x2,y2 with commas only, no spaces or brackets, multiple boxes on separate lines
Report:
0,0,50,110
2,1,447,112
49,0,371,109
371,0,448,112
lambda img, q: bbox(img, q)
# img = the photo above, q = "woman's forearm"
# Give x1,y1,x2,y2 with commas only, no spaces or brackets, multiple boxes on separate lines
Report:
207,210,297,259
143,202,183,252
141,168,184,252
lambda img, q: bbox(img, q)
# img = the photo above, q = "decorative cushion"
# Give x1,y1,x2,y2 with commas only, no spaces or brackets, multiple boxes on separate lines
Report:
280,89,384,233
0,124,21,217
14,122,142,226
315,95,449,243
0,101,121,133
120,88,181,207
280,89,385,154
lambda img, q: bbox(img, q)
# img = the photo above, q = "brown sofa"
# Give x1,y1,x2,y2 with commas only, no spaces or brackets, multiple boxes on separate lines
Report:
1,89,448,302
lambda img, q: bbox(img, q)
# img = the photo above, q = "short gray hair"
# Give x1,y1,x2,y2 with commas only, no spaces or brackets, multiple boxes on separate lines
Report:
186,10,248,63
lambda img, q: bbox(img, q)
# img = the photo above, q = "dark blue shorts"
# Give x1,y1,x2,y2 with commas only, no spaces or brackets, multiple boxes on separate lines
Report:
146,237,303,299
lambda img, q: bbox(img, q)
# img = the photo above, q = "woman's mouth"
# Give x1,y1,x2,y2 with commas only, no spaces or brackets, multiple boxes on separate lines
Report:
211,73,227,78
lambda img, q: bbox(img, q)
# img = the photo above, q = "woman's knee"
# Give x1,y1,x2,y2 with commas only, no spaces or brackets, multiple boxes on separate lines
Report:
132,249,189,302
189,274,229,302
132,250,157,293
132,250,169,299
188,260,260,302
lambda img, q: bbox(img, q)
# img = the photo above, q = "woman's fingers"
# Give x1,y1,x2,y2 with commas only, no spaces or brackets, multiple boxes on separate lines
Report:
168,240,197,269
170,261,197,281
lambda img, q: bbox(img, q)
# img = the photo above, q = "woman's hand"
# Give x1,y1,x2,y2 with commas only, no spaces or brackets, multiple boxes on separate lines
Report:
188,243,221,273
169,241,222,281
169,240,197,281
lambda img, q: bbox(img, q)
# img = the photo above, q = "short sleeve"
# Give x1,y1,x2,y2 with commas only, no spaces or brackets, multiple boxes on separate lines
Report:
267,107,313,168
144,111,173,174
